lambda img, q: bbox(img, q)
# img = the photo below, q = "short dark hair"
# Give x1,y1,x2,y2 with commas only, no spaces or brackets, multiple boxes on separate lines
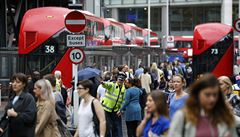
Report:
144,67,149,74
139,63,143,68
118,65,124,71
43,74,56,87
11,73,28,90
128,78,141,87
77,80,93,96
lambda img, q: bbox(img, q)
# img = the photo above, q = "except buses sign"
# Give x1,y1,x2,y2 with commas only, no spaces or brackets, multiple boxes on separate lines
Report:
65,11,86,33
67,35,85,47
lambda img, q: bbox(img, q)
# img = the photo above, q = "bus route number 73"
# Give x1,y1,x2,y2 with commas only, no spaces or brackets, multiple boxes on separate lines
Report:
211,48,218,55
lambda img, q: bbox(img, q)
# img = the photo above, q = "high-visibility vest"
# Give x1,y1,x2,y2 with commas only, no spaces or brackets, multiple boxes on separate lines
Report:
232,84,240,96
101,82,126,112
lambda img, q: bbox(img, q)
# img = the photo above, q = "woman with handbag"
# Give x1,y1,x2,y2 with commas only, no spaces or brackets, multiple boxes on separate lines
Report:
118,78,142,137
136,90,170,137
34,79,60,137
0,73,37,137
168,73,237,137
74,80,106,137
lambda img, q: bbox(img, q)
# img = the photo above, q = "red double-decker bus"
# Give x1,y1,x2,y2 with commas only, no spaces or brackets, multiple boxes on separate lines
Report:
18,7,160,87
192,23,233,78
166,36,193,58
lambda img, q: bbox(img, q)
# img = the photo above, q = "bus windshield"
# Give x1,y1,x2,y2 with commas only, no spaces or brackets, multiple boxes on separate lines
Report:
24,29,69,74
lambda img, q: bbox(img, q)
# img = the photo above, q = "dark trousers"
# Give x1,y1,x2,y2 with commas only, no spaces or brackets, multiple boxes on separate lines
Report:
105,111,123,137
126,121,140,137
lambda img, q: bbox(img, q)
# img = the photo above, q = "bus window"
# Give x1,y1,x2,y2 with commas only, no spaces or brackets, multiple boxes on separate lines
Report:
25,30,68,74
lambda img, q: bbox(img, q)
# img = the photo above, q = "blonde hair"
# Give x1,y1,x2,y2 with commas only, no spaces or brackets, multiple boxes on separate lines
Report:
35,79,55,105
150,62,158,73
218,76,233,93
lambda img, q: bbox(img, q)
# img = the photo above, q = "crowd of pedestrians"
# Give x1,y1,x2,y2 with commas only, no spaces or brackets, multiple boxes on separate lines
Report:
2,59,240,137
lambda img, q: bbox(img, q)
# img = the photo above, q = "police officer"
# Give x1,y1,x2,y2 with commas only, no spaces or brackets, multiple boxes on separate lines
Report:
101,72,127,137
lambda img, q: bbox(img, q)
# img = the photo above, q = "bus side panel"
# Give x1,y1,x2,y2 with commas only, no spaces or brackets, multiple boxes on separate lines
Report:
212,44,233,77
53,49,73,88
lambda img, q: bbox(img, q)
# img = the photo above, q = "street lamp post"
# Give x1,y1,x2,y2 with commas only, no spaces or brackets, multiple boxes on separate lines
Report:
148,0,151,67
148,0,150,47
239,0,240,56
164,0,169,61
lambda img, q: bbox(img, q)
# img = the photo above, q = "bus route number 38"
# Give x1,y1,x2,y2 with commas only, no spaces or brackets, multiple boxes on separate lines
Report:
44,45,55,54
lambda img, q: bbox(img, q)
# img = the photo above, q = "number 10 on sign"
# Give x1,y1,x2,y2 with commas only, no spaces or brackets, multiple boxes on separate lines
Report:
69,48,85,64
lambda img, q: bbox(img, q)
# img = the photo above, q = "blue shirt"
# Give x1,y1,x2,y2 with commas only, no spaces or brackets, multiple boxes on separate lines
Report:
135,68,144,78
12,96,19,105
143,116,170,137
169,93,188,119
120,87,142,121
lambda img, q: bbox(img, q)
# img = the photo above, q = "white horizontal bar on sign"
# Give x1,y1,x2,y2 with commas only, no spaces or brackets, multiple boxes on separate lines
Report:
66,20,85,25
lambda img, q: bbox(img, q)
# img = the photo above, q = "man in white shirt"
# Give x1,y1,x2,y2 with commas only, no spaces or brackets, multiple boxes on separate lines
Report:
97,71,111,101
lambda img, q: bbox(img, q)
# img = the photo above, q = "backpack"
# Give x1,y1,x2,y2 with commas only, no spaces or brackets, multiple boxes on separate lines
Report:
150,72,159,90
139,88,147,109
91,99,110,137
151,71,158,81
55,92,67,124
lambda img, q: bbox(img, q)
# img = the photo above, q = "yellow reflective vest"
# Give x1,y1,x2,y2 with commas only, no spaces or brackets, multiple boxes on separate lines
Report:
101,82,126,112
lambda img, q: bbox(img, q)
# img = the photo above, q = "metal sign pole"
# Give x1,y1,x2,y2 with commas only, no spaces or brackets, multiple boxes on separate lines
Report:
147,0,151,67
73,63,79,127
65,10,86,128
239,0,240,58
0,84,1,106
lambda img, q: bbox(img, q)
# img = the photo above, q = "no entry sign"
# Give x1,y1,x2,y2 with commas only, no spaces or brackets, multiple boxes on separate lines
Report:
234,18,240,32
65,11,86,33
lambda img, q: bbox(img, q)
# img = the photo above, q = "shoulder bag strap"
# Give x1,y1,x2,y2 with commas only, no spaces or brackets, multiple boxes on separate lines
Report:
91,99,99,136
91,99,96,116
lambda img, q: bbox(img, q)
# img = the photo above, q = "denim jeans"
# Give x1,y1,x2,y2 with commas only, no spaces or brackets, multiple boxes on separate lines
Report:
105,111,123,137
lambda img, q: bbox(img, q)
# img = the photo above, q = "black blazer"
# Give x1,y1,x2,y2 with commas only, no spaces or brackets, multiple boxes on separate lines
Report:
0,91,37,137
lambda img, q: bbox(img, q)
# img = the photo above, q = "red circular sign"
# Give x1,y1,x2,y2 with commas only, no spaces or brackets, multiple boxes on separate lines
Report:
69,48,85,64
234,18,240,32
65,11,86,33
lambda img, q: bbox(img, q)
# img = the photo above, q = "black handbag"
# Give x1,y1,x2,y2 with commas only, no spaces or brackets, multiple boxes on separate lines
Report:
0,126,8,137
56,119,72,137
91,100,100,136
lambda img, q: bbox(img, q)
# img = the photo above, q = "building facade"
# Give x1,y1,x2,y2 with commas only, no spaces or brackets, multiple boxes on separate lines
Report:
103,0,237,36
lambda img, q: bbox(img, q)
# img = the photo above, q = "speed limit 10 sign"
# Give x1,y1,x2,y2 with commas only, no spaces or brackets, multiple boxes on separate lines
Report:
234,18,240,32
69,48,85,64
